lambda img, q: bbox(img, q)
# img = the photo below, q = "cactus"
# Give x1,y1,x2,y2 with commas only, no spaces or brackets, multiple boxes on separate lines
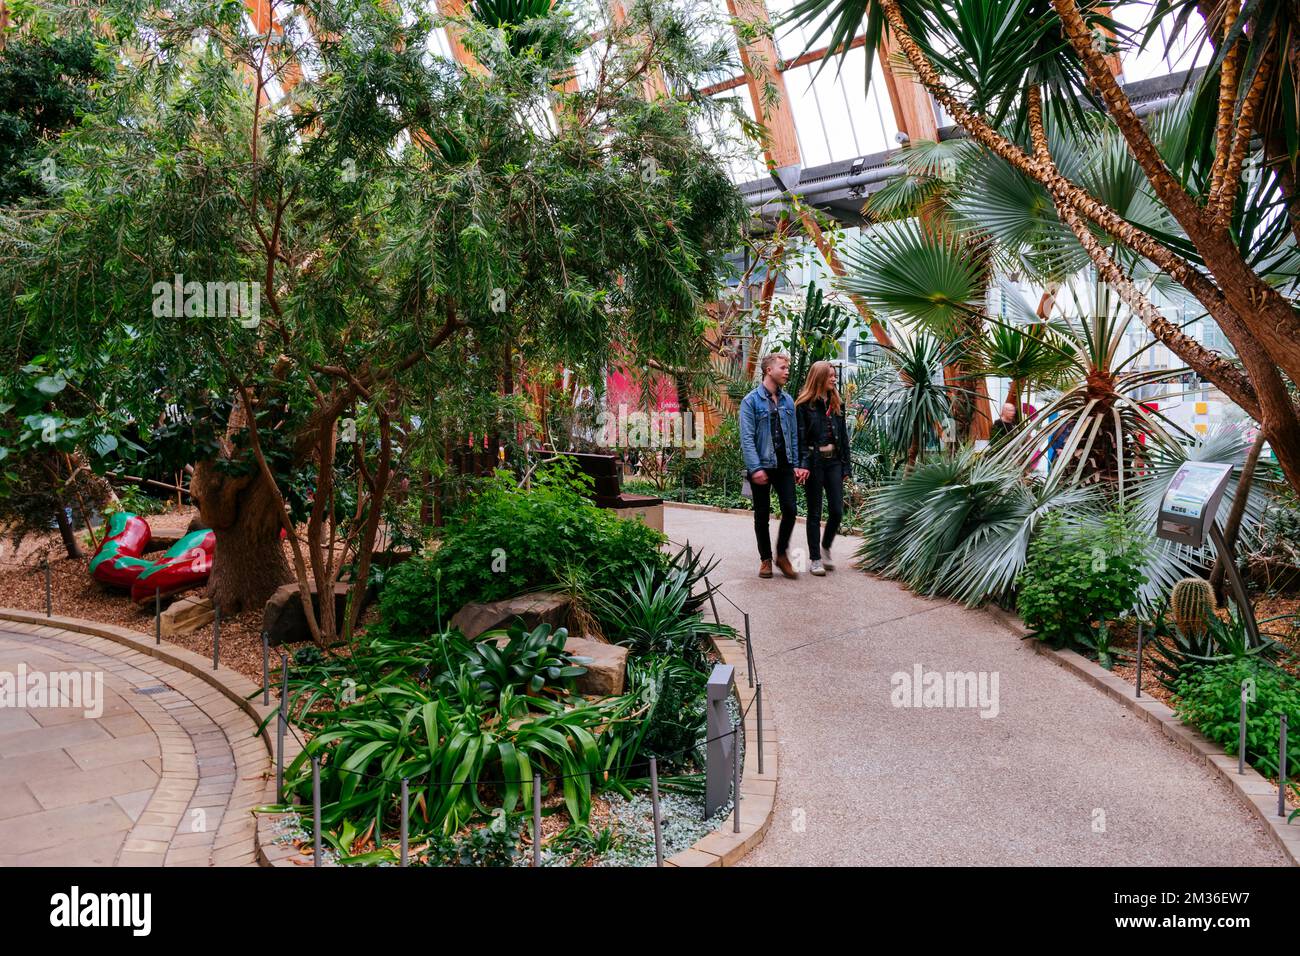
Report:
1170,576,1215,637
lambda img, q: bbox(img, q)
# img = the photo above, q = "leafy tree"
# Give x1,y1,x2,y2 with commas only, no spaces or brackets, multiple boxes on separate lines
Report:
0,0,746,641
0,24,107,204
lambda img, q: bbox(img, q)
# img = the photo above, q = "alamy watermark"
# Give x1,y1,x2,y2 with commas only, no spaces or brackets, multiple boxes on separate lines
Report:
0,664,104,718
595,404,705,458
50,886,151,936
890,663,999,718
151,273,261,328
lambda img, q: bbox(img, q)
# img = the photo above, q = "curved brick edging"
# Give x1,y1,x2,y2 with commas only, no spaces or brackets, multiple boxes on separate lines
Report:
985,605,1300,866
0,608,282,865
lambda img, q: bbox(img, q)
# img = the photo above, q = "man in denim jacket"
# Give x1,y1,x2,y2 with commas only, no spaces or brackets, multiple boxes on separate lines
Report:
739,353,809,578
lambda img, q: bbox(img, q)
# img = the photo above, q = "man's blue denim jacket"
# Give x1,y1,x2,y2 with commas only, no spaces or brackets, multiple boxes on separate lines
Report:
739,383,799,476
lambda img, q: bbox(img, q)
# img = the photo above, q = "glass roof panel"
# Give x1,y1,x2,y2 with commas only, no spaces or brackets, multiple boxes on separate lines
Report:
1111,1,1211,83
783,47,900,167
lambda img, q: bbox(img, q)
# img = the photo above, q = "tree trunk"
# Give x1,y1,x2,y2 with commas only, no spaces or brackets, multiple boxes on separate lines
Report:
191,462,291,615
54,502,81,559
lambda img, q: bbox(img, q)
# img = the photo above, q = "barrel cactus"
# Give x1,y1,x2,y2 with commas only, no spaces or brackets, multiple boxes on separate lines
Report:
1170,577,1215,637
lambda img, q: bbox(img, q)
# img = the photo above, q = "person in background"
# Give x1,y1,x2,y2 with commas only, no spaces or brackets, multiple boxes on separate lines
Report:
989,402,1019,444
796,361,850,576
1046,416,1071,470
739,353,809,579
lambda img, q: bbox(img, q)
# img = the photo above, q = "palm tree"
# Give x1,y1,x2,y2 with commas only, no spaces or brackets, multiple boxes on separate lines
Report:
857,445,1102,605
782,0,1300,494
850,332,968,466
851,139,996,439
975,319,1075,410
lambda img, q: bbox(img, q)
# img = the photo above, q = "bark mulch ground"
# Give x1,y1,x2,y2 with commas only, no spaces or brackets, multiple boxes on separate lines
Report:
0,508,355,687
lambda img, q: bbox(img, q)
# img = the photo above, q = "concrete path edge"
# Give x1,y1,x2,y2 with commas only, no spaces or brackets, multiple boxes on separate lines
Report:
0,607,300,867
985,605,1300,866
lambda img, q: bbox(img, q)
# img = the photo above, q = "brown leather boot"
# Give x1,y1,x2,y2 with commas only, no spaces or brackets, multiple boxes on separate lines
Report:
758,559,773,579
775,553,798,579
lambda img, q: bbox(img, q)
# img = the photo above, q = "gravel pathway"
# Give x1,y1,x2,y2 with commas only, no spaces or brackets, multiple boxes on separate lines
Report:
665,505,1288,866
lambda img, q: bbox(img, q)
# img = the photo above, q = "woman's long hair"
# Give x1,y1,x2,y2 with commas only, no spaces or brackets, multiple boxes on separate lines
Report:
795,360,842,415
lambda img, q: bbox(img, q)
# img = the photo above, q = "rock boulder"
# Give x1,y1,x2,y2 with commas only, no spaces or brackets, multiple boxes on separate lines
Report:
450,591,571,640
263,581,373,646
564,636,629,697
160,596,214,638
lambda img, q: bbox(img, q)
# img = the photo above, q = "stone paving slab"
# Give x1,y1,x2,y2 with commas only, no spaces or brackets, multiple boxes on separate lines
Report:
0,618,275,867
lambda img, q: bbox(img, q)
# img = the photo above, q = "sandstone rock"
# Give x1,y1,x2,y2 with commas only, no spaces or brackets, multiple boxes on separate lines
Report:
478,629,628,697
564,635,628,697
161,596,214,638
450,591,570,640
263,581,373,646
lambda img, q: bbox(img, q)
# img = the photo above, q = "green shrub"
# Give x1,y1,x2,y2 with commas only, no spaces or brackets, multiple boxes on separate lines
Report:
1174,660,1300,778
374,466,667,638
1016,510,1146,663
454,623,589,698
628,653,709,772
422,816,522,867
1253,489,1300,575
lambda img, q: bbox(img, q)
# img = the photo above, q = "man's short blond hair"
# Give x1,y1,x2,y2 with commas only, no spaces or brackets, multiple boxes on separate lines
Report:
760,353,791,375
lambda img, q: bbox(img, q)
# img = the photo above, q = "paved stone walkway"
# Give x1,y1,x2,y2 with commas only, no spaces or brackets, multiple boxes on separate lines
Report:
0,621,268,866
666,505,1289,866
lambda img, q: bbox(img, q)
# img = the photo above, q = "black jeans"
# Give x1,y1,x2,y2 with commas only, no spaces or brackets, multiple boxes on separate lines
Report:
752,465,797,562
805,458,844,560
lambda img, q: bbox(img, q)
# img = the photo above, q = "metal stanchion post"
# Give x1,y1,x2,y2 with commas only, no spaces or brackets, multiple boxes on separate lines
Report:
261,631,270,707
705,576,720,626
532,773,543,868
212,604,220,670
400,778,410,866
1135,621,1143,699
44,559,51,617
154,588,161,645
756,683,764,775
649,757,664,868
277,652,288,802
732,721,741,834
744,613,755,688
1239,679,1248,775
1280,714,1289,818
312,755,322,867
